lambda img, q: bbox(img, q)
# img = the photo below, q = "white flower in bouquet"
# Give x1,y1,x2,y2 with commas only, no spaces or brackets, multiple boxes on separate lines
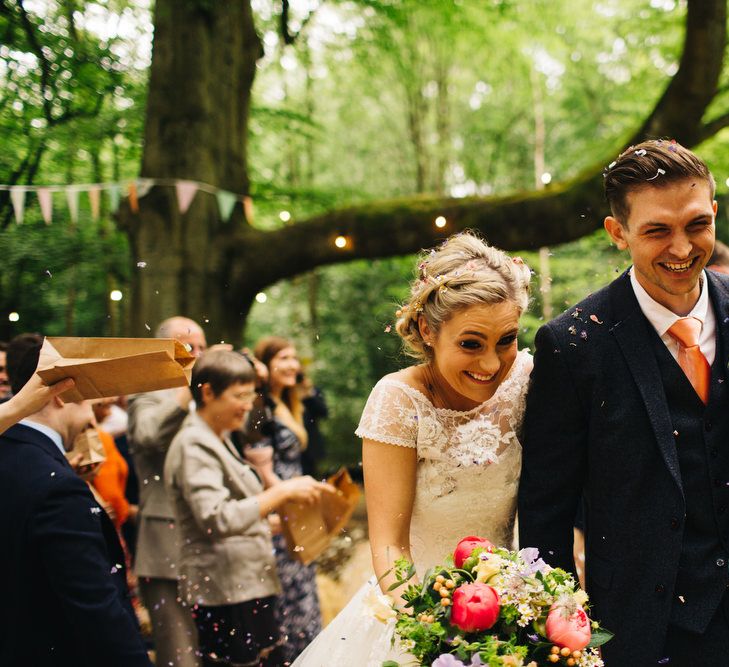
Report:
363,586,396,623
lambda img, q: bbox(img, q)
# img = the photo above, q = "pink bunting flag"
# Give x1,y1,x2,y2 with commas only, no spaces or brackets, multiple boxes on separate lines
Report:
37,188,53,225
243,196,254,223
88,186,101,221
10,187,25,225
128,182,139,214
175,180,199,214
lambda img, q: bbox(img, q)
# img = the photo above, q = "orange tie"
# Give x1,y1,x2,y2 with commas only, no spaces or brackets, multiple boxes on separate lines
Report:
667,317,711,404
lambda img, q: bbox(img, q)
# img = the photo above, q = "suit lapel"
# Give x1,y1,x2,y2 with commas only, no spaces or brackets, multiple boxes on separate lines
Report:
608,272,683,496
706,270,729,380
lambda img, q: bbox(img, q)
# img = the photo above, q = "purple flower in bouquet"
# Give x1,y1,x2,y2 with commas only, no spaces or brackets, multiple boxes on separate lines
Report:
431,655,483,667
432,655,465,667
518,547,549,576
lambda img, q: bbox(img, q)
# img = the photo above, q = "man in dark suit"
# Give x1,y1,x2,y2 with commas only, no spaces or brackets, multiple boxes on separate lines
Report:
519,140,729,665
0,339,151,666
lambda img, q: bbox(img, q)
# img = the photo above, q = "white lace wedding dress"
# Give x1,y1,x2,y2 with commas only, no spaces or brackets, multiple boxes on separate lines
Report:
293,350,532,667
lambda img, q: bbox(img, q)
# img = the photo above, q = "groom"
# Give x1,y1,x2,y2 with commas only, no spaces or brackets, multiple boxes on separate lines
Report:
519,140,729,665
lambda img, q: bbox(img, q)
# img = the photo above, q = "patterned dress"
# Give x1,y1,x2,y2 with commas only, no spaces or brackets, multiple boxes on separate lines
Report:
268,418,323,663
293,349,532,666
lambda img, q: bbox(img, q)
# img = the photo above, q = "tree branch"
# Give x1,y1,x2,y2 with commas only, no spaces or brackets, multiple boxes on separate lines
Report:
223,0,728,303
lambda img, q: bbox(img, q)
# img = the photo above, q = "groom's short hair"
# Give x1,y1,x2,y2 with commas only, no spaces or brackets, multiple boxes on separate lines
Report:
603,139,715,226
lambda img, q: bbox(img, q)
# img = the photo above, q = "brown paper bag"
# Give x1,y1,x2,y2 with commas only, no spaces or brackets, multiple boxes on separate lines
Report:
36,337,196,403
65,428,106,467
280,467,361,565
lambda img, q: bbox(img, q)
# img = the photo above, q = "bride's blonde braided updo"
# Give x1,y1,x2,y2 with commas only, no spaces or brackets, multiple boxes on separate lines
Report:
395,232,531,362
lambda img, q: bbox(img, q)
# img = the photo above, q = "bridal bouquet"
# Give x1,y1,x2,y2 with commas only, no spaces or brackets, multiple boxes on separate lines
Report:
375,536,612,667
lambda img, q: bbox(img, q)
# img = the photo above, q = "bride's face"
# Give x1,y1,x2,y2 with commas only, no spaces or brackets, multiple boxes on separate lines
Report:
423,301,520,410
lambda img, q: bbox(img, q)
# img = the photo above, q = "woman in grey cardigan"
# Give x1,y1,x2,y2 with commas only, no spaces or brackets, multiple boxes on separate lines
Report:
164,350,331,667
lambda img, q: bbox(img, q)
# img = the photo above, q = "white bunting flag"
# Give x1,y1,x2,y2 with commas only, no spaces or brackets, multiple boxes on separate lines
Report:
10,187,25,225
37,188,52,225
136,178,154,198
88,186,101,220
107,184,120,213
216,190,237,221
66,187,80,225
175,180,198,214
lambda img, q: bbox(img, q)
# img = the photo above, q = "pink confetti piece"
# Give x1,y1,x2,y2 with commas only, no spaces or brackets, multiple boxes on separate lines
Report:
589,314,603,324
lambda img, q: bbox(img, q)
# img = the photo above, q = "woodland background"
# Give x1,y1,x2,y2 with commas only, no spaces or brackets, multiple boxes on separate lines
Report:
2,0,729,467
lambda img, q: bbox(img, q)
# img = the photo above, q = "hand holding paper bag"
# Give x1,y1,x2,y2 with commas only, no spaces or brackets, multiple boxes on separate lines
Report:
36,337,196,403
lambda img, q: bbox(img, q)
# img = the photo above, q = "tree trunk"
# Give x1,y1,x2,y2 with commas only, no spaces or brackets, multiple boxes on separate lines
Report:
118,0,262,342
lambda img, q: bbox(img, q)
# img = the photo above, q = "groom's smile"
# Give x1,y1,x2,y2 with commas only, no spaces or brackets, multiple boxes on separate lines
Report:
604,179,717,316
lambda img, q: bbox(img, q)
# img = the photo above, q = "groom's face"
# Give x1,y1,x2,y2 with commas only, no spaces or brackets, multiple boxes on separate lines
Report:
604,179,717,315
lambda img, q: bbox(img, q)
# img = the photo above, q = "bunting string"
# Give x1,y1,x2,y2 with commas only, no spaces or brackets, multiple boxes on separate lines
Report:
0,178,253,225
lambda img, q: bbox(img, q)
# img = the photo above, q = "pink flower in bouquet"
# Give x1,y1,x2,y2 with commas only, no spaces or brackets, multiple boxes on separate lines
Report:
453,536,494,568
450,583,499,632
545,602,591,651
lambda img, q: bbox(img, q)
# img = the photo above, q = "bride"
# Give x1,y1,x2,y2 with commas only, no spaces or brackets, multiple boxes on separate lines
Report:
294,231,532,666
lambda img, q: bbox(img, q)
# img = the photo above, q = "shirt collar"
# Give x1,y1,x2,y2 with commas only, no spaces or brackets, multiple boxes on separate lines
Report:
19,419,65,456
629,267,709,337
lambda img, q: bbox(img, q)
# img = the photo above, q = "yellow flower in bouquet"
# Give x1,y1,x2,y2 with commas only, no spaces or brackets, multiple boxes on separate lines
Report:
474,553,506,583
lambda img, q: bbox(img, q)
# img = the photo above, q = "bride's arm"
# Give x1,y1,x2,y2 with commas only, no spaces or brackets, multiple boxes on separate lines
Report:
363,437,418,601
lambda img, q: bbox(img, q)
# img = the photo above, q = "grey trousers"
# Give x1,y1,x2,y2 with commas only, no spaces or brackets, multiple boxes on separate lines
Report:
139,576,200,667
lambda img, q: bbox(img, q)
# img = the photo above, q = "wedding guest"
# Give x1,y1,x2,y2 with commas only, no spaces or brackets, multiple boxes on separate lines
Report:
249,337,323,663
128,316,206,667
164,350,332,667
0,337,151,666
0,341,10,399
92,398,137,531
520,140,729,665
293,232,532,665
297,371,328,478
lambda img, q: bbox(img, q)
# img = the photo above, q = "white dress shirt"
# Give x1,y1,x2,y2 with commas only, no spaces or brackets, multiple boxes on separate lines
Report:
19,419,66,456
630,268,716,365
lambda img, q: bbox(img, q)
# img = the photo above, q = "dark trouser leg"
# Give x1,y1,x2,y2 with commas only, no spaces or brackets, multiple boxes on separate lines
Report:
139,576,200,667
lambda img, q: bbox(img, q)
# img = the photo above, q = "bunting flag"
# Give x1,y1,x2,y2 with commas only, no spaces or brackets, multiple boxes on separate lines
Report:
66,187,80,225
0,178,254,225
37,188,52,225
127,182,139,213
243,195,254,223
175,180,198,214
10,187,25,225
88,186,101,221
107,184,120,213
216,190,237,221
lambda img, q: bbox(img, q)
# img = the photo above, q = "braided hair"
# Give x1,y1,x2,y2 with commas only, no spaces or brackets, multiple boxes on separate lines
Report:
395,232,531,362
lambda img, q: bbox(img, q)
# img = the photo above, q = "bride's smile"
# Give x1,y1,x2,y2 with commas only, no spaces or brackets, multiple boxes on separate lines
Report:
420,300,521,411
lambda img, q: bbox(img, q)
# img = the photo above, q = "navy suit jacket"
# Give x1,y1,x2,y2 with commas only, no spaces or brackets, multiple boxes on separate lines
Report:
0,423,151,666
519,269,729,665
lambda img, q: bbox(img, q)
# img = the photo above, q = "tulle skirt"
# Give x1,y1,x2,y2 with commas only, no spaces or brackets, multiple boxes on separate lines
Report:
292,577,416,667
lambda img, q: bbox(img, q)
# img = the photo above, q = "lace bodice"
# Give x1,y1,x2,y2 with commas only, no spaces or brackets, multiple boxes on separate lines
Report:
356,349,532,571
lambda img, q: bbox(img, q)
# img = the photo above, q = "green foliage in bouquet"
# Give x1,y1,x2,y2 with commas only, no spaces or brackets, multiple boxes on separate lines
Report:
380,539,613,667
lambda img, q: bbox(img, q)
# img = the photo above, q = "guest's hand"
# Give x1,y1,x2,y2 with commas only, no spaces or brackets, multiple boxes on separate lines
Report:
267,513,282,534
240,347,269,386
281,476,336,505
244,444,274,469
0,373,76,435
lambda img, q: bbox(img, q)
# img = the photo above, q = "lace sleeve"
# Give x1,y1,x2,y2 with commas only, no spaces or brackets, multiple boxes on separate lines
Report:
355,378,418,448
